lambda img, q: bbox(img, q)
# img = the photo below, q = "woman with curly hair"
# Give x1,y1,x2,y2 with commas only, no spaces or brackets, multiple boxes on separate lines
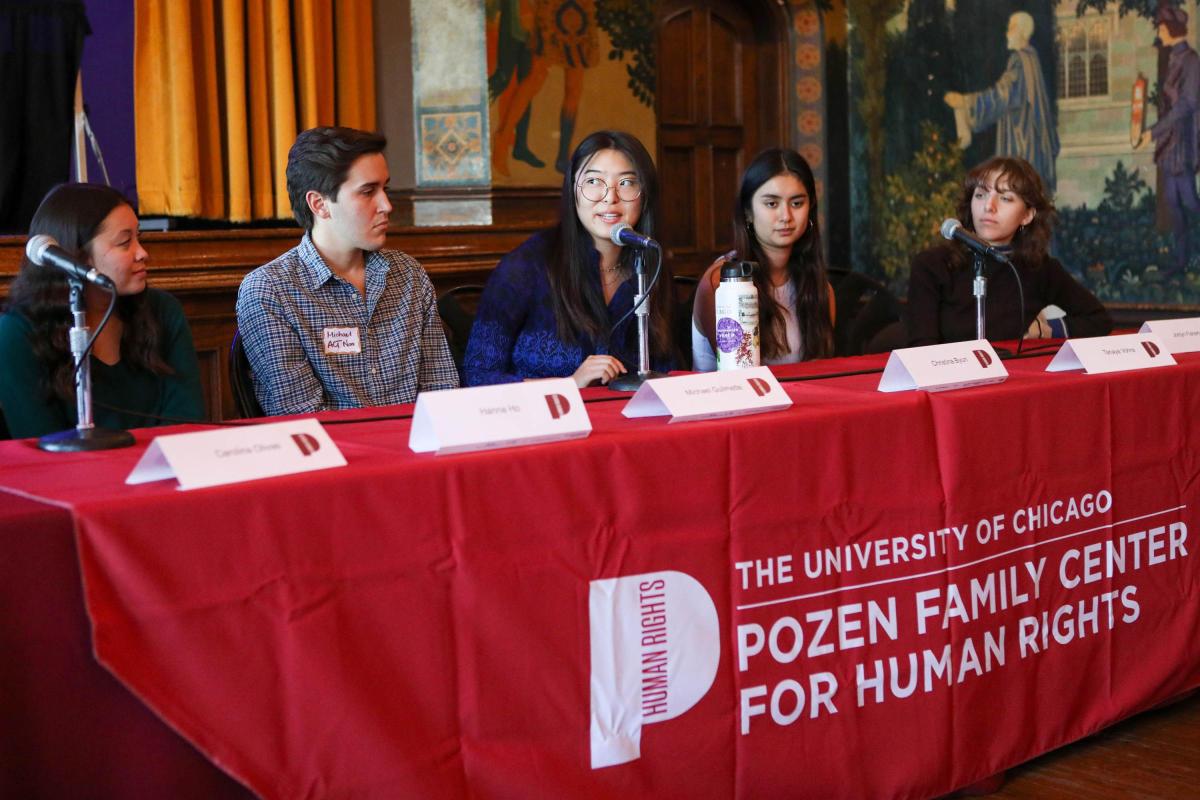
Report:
907,156,1111,346
0,183,203,438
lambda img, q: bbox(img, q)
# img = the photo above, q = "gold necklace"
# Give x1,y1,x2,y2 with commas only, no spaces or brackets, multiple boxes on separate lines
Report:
599,265,624,284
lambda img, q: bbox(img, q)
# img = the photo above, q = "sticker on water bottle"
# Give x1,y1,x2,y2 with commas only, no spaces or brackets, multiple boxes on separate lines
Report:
716,317,744,353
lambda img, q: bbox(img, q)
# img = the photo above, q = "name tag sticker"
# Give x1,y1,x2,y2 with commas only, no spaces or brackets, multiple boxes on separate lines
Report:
323,326,361,354
126,419,346,490
1139,317,1200,354
1047,333,1176,374
409,378,590,455
878,339,1007,392
622,367,791,423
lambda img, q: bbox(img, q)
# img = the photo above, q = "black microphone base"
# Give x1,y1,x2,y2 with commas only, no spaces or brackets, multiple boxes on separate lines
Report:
38,426,135,453
608,371,666,393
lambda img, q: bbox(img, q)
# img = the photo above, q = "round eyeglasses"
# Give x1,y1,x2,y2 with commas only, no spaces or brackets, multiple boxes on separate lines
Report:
577,177,643,203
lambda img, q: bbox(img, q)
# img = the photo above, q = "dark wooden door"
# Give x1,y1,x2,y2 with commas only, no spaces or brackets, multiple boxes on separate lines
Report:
656,0,786,277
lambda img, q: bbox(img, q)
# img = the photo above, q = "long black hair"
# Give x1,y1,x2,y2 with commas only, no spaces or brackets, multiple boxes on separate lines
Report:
545,130,673,358
6,183,171,401
732,148,834,360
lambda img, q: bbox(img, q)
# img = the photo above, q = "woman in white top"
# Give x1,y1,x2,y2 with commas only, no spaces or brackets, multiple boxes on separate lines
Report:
692,148,835,370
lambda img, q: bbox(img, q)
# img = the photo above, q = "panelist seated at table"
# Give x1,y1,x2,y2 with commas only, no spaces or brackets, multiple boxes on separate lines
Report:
462,130,675,388
0,184,203,439
236,126,458,415
691,148,836,371
907,156,1112,347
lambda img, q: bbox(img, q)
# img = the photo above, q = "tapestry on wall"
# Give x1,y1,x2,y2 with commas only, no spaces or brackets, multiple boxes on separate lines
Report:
486,0,657,185
841,0,1199,306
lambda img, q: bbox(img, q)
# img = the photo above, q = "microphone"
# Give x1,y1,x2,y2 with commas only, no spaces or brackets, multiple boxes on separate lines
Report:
940,219,1011,265
25,235,115,289
609,222,657,249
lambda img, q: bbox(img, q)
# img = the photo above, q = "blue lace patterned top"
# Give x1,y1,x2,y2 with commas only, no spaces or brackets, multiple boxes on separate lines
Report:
463,231,674,386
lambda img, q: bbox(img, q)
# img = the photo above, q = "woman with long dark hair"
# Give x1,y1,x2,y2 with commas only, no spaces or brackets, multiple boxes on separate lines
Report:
692,148,835,369
463,130,674,386
0,184,203,438
907,156,1111,345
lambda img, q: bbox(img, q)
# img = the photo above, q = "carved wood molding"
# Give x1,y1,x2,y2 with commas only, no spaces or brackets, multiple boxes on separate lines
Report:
0,222,549,299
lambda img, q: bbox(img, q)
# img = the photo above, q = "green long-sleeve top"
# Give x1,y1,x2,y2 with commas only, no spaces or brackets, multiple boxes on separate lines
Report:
0,288,204,439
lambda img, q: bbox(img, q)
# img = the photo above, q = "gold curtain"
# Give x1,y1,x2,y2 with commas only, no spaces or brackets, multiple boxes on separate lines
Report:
134,0,376,222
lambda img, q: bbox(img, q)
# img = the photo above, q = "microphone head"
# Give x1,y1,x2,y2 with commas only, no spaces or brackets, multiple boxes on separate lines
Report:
940,219,962,240
25,234,57,265
609,222,632,246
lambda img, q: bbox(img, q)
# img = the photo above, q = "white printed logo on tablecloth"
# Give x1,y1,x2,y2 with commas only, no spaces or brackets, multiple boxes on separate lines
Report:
588,571,720,768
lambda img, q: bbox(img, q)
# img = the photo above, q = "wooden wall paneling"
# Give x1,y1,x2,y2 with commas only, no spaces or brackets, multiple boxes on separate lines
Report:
708,14,742,129
659,145,700,265
657,0,782,277
658,10,695,125
711,146,741,252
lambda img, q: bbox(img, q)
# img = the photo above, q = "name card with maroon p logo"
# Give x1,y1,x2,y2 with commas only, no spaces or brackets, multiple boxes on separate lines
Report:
621,367,791,423
291,432,321,456
1047,333,1176,375
1139,318,1200,354
544,393,572,419
126,419,346,490
878,339,1007,392
409,378,590,455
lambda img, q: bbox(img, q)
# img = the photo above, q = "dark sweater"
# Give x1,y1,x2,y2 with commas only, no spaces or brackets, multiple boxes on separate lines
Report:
0,288,204,438
906,244,1112,346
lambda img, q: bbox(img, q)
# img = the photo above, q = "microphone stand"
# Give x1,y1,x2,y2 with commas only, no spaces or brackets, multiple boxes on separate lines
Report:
610,244,666,392
38,279,135,452
972,251,987,341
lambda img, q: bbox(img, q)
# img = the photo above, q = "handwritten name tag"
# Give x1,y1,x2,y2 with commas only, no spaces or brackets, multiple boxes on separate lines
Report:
622,367,791,423
323,326,361,354
1139,318,1200,354
878,339,1007,392
126,419,346,490
1047,333,1176,374
409,378,590,455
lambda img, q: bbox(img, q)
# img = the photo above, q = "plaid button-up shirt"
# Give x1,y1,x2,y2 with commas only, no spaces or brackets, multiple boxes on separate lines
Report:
236,234,458,415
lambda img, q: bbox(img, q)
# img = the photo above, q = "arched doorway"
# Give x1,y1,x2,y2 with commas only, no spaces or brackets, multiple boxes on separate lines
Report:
656,0,789,276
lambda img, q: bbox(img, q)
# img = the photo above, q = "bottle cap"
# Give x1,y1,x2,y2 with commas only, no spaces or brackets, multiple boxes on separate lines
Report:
721,260,756,280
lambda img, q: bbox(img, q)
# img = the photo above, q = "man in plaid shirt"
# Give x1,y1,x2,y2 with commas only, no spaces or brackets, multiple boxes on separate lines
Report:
236,127,458,415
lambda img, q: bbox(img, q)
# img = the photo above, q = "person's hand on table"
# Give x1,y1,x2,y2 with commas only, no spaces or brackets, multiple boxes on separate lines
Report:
573,355,626,387
1025,310,1051,339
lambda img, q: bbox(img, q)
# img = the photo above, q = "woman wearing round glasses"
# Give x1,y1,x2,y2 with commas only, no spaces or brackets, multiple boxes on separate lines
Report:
692,148,835,370
463,130,675,387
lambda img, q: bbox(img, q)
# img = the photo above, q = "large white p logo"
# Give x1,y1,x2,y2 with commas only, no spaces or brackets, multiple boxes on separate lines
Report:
588,571,719,768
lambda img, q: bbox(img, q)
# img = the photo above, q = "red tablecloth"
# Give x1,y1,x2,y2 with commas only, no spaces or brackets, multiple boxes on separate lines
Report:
0,492,252,798
2,351,1198,799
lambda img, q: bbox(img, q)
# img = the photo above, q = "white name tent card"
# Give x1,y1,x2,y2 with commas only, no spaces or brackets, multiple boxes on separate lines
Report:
878,339,1007,393
621,367,792,423
409,378,590,455
1139,318,1200,354
1046,333,1176,374
126,419,346,491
